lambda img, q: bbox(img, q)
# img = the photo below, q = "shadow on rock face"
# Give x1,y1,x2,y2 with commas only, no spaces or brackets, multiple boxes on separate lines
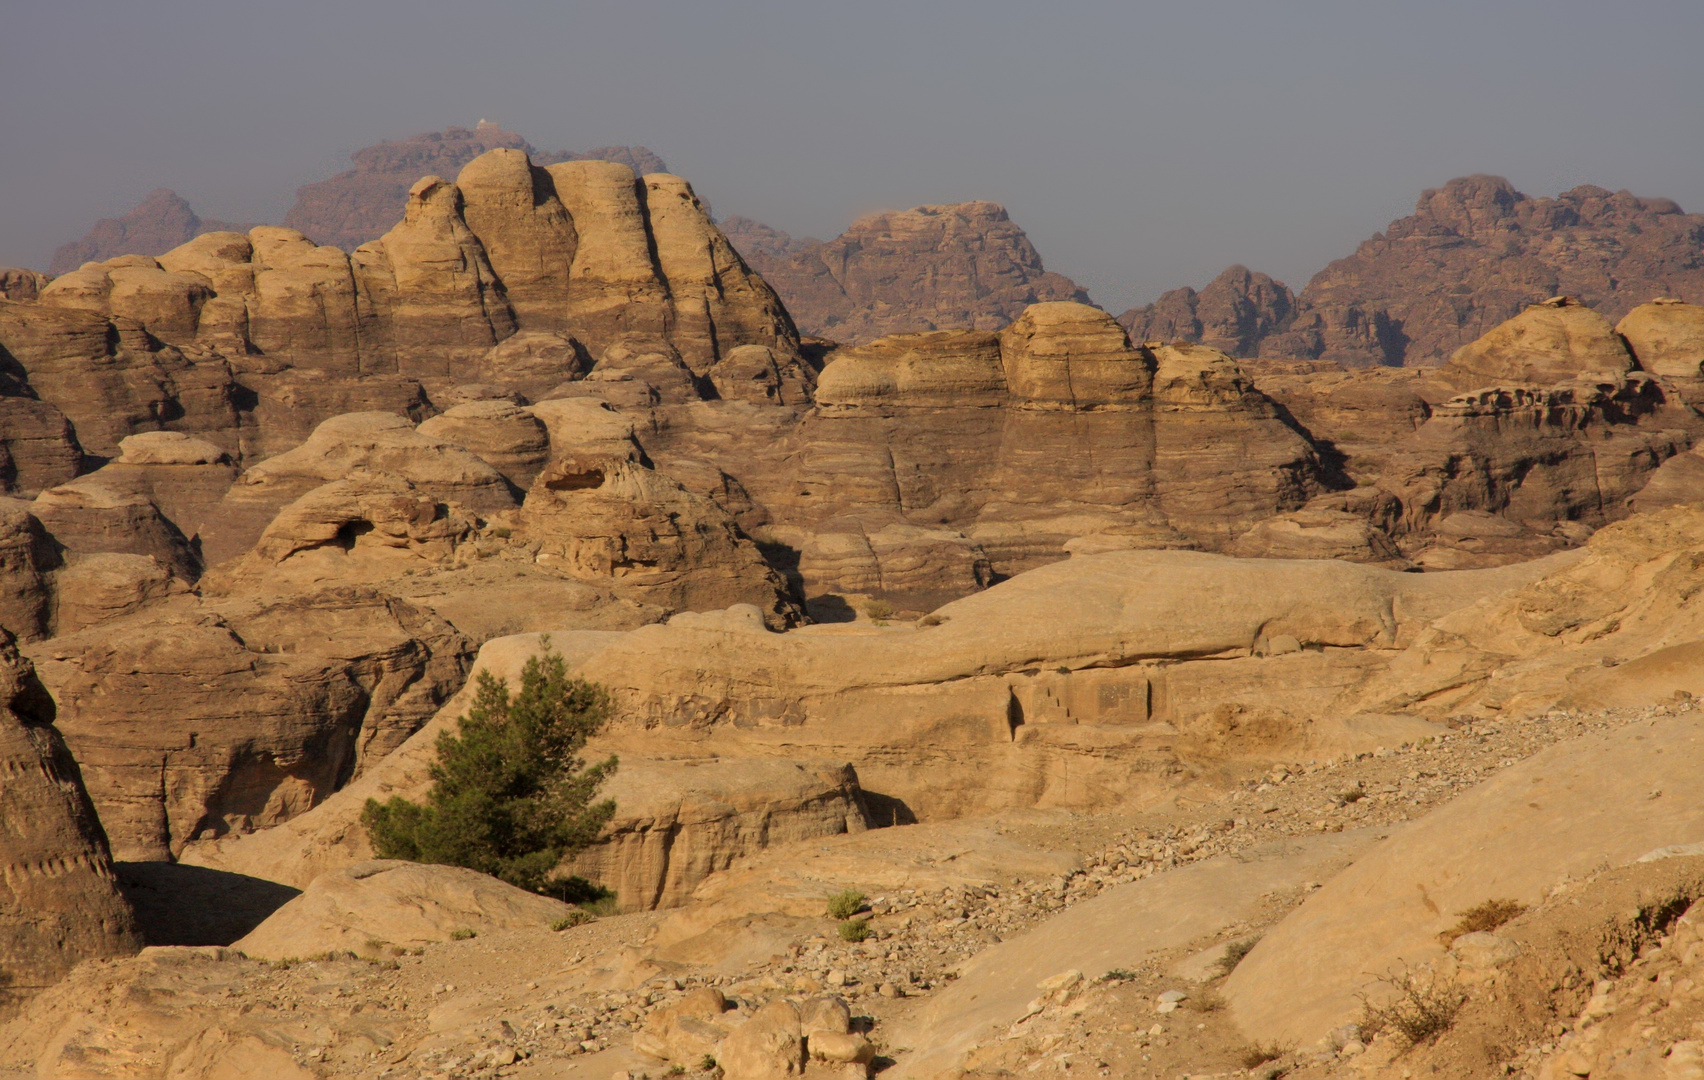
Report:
114,863,301,947
805,593,857,623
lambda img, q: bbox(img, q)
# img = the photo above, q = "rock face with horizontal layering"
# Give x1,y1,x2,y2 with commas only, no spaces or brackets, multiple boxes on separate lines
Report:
0,631,141,992
726,202,1092,344
28,589,472,860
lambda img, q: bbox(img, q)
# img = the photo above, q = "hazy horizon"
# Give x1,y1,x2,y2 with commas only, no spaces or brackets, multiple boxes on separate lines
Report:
4,0,1701,312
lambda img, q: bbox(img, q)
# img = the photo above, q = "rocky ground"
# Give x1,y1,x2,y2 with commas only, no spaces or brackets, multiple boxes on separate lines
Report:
7,701,1682,1080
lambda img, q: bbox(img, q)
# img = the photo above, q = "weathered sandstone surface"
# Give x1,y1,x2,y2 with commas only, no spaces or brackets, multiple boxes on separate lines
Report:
1122,175,1704,365
725,202,1092,343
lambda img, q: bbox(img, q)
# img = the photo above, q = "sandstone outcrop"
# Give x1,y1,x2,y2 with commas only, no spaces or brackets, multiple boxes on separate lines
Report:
1434,295,1635,389
0,503,56,641
0,631,141,995
1121,175,1704,365
0,398,81,499
1120,265,1297,358
283,121,665,251
727,203,1092,343
29,589,472,861
0,270,46,303
49,188,256,276
31,475,199,578
415,400,550,489
232,860,577,960
1618,297,1704,384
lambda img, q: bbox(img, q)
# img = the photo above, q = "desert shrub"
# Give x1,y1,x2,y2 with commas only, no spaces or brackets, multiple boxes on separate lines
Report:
1238,1043,1287,1069
863,600,893,624
1187,989,1226,1012
838,918,873,942
1216,935,1262,976
1358,967,1464,1046
362,644,618,901
551,910,595,932
449,928,477,941
1101,968,1138,982
826,889,867,920
1441,898,1526,942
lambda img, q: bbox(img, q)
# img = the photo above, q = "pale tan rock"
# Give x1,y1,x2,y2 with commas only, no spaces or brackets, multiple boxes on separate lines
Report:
0,501,54,641
1617,299,1704,379
1228,509,1407,566
201,411,514,565
30,588,471,860
998,303,1152,407
716,999,804,1080
31,476,198,578
1223,712,1704,1049
635,987,736,1063
799,996,851,1037
454,148,577,329
1438,298,1635,389
709,344,813,406
371,177,516,375
0,631,141,995
564,757,869,911
521,457,798,625
232,860,576,959
417,400,550,489
809,1031,875,1064
642,174,800,374
473,328,590,400
546,160,671,349
0,268,47,301
52,553,188,635
245,227,370,377
115,431,226,465
1631,445,1704,512
814,332,1006,410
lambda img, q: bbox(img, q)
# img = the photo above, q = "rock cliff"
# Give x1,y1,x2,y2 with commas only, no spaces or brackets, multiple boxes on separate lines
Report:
727,203,1093,343
1120,175,1704,365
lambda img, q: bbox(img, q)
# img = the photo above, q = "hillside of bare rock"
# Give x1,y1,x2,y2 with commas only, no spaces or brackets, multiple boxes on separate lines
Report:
47,189,258,276
1121,174,1704,365
725,203,1093,343
283,122,667,252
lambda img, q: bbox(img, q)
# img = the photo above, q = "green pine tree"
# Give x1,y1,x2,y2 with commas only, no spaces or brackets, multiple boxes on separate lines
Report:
362,644,618,900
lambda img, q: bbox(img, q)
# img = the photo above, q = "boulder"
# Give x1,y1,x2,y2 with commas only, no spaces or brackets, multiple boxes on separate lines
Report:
1437,297,1636,389
1617,298,1704,379
31,477,199,579
200,411,513,566
231,860,576,959
998,303,1152,407
473,328,590,400
520,457,799,626
52,553,189,635
814,332,1006,410
715,999,804,1080
416,400,549,490
634,987,738,1063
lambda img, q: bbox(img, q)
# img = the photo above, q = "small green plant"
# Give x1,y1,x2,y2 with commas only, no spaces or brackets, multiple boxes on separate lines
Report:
1101,968,1138,982
1358,967,1464,1046
449,928,477,941
667,1067,685,1077
551,910,594,932
697,1056,718,1073
362,643,618,900
1238,1043,1288,1070
838,918,873,942
863,599,894,624
492,526,512,539
1215,935,1262,976
826,889,867,920
363,938,388,952
1440,898,1526,942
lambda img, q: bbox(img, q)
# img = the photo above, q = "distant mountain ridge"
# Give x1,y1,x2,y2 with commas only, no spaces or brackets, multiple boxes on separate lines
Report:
723,201,1093,344
1121,175,1704,365
49,190,258,275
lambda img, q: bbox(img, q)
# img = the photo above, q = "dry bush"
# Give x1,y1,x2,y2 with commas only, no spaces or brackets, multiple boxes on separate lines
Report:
1216,935,1262,976
838,918,873,942
1187,989,1226,1012
1440,898,1527,943
1238,1043,1287,1069
826,889,867,920
1358,967,1464,1046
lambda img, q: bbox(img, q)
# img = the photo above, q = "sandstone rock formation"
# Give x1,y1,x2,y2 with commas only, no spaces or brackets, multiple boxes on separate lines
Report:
232,860,577,960
726,203,1093,343
29,588,472,860
283,122,666,251
49,189,256,276
0,270,46,303
1120,175,1704,365
0,631,141,994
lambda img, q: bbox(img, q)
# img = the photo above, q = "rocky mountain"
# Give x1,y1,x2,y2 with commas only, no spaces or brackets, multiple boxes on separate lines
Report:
1121,174,1704,365
48,189,256,275
282,121,667,251
724,201,1093,343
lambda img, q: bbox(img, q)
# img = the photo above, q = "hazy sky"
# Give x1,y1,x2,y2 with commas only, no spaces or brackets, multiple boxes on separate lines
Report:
4,0,1702,312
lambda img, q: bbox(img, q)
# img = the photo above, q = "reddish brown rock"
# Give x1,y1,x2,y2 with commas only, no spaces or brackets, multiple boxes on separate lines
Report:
729,202,1092,344
49,189,256,277
1120,265,1297,358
